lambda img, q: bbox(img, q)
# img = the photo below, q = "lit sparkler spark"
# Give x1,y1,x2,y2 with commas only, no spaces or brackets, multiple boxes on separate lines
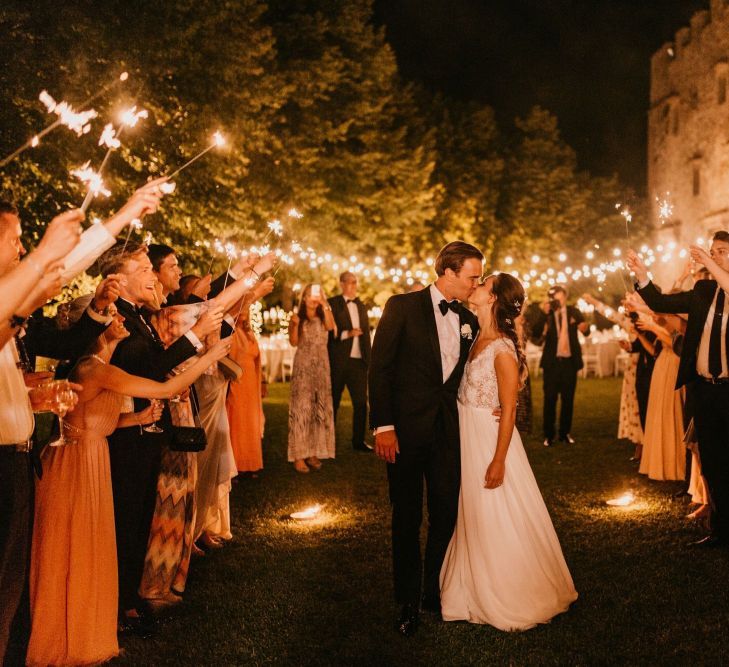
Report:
159,182,176,194
290,241,302,254
39,91,97,136
30,136,40,147
166,130,228,179
287,208,303,219
656,194,674,224
71,162,110,199
119,106,148,128
290,504,323,520
225,242,238,259
130,218,143,230
98,124,121,149
143,231,154,245
214,239,225,254
267,219,283,237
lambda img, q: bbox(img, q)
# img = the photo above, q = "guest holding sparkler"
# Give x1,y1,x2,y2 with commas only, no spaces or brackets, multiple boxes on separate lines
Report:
26,305,230,666
288,283,336,473
227,278,276,475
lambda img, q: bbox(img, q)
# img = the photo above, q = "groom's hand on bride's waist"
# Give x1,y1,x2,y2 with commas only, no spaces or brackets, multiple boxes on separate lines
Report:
492,407,502,422
375,430,399,463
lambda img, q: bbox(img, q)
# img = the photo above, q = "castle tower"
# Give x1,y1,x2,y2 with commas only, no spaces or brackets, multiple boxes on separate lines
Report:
648,0,729,276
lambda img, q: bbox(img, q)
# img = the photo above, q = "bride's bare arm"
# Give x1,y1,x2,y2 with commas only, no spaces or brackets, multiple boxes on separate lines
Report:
486,352,519,489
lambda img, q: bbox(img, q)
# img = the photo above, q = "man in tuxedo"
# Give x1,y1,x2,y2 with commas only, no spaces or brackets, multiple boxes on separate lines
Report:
532,285,589,447
369,241,484,636
328,271,372,451
628,234,729,548
98,242,222,631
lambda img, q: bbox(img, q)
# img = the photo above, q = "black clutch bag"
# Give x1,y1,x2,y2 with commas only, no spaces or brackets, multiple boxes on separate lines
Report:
169,390,207,452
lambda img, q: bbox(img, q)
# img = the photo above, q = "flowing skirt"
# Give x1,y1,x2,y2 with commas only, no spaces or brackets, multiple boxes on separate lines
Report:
27,434,119,666
440,403,577,631
639,350,685,481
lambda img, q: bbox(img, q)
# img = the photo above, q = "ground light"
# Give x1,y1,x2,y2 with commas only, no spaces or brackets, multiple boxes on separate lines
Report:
606,491,635,507
290,504,323,520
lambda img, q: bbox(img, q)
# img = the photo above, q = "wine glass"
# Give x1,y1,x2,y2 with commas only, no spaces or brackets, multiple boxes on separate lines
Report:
48,380,77,447
143,399,164,434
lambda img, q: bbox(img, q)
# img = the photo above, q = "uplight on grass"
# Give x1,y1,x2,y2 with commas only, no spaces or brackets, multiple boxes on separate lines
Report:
606,491,635,507
290,504,323,520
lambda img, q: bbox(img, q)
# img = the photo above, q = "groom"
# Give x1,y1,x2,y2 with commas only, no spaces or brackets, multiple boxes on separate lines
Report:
369,241,484,636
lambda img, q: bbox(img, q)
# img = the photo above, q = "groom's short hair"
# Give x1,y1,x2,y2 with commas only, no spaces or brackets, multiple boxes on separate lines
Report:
435,241,484,277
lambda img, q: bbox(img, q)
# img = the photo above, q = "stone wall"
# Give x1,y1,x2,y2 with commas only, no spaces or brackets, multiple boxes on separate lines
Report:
648,0,729,265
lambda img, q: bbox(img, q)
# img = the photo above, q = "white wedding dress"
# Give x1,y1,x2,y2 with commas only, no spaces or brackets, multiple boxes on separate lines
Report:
440,337,578,631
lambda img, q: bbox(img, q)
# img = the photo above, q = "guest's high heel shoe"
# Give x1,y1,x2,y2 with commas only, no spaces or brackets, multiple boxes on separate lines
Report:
687,504,710,521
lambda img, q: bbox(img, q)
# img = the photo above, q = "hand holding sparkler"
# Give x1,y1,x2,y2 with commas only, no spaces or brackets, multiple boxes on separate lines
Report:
689,244,713,269
191,274,213,300
34,209,85,264
625,249,648,285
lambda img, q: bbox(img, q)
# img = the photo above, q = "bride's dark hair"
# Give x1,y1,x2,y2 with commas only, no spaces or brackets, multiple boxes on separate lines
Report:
489,273,528,385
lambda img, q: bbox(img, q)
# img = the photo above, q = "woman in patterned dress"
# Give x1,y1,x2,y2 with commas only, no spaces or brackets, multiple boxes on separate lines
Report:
287,284,336,473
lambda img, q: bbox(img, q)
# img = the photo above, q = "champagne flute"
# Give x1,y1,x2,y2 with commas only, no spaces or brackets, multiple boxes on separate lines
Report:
48,380,77,447
143,399,164,433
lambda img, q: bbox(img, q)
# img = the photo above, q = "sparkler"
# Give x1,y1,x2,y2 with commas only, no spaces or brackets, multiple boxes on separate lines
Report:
166,131,227,179
656,193,674,225
79,106,149,213
120,218,143,254
71,162,111,200
0,71,129,168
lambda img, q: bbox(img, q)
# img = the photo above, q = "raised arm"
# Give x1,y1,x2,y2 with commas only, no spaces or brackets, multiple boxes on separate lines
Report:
627,249,693,314
91,338,230,399
691,245,729,293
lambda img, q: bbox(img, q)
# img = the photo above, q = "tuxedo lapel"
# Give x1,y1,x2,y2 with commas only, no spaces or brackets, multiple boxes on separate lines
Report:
421,287,443,379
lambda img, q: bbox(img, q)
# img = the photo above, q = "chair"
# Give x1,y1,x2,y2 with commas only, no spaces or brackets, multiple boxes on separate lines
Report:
613,350,630,377
281,345,294,382
580,342,601,379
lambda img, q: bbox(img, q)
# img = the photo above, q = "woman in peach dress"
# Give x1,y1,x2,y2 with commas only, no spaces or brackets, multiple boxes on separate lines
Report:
27,306,230,667
226,282,273,474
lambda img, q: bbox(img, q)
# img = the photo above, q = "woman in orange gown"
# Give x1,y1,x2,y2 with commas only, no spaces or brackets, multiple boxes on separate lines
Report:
26,306,230,667
226,281,273,474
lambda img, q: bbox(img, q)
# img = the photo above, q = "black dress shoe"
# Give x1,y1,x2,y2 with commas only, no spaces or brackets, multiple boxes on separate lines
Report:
396,603,419,637
421,595,441,614
560,434,575,444
688,535,727,549
543,438,554,447
353,442,374,452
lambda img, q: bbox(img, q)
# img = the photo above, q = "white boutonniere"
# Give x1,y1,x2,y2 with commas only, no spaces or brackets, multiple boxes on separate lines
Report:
460,323,473,340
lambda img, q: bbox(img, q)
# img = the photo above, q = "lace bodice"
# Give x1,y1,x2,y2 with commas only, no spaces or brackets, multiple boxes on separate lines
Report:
458,337,518,410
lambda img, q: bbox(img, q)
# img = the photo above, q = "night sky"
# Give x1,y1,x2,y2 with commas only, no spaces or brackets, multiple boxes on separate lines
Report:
374,0,708,191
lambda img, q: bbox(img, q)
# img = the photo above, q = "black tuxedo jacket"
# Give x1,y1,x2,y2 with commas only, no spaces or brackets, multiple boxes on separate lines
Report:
368,286,478,457
637,279,722,389
22,308,108,369
109,298,198,444
532,305,586,371
327,294,371,367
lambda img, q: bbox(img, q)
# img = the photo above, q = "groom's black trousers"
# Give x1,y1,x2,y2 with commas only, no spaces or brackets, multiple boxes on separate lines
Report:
386,415,460,605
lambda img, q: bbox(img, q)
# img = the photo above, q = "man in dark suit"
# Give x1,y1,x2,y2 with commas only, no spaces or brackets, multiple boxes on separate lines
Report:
369,241,484,636
532,285,590,447
328,271,372,451
628,235,729,548
98,242,222,630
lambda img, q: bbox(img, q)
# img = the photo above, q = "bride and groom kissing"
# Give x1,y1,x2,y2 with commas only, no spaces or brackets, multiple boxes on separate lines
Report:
369,241,577,636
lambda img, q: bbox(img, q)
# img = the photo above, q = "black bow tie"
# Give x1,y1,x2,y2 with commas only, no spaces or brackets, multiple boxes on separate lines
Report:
439,299,460,316
346,299,356,304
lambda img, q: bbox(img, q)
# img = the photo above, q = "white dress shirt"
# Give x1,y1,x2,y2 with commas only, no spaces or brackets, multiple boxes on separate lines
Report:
375,284,461,435
696,287,729,379
61,223,116,283
430,284,461,382
343,299,362,359
0,341,34,445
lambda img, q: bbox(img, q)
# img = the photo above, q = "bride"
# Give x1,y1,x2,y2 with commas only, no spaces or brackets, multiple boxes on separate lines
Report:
440,273,577,631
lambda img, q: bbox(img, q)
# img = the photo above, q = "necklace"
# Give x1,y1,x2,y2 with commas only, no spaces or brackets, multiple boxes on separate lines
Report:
90,353,107,365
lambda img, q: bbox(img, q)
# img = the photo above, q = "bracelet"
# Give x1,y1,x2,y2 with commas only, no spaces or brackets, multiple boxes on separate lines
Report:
24,256,45,278
250,268,260,280
89,301,109,316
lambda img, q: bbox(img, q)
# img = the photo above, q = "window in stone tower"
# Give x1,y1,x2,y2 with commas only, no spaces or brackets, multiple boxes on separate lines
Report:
718,75,727,104
693,166,701,196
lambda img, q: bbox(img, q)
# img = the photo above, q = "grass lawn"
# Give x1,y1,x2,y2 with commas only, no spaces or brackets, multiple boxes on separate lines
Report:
117,377,729,666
